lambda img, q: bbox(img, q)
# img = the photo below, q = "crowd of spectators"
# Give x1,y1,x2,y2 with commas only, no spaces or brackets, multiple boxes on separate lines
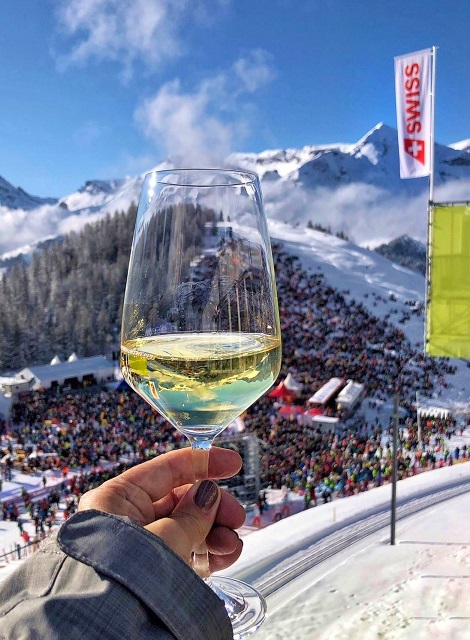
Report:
6,386,184,472
0,244,466,536
272,245,456,404
243,246,463,496
252,410,462,497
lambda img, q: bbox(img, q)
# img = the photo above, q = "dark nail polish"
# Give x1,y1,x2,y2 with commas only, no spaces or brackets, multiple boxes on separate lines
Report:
194,480,219,512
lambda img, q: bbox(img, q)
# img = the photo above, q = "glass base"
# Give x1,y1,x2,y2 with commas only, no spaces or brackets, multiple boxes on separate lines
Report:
208,575,267,639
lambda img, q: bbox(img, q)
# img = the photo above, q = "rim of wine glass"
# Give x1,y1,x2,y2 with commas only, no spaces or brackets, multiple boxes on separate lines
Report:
144,167,260,188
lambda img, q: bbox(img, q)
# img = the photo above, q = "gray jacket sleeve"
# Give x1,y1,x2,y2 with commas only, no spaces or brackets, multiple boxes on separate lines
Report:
0,509,233,640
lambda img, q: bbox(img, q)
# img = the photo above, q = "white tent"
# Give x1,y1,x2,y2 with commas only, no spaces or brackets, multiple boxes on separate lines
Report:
308,378,345,406
17,355,115,391
305,415,339,433
284,373,303,393
335,380,365,413
418,407,450,419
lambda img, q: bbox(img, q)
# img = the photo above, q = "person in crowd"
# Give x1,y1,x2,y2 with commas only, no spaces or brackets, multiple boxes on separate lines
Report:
303,487,312,510
0,447,245,640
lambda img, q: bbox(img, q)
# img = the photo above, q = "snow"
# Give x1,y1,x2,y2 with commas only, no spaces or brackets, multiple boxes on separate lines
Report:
449,139,470,152
3,457,470,639
0,175,57,210
228,461,470,639
266,222,470,410
0,468,70,576
251,489,470,639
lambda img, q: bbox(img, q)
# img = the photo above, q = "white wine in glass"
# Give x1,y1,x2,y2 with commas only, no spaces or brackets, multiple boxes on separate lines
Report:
120,168,281,638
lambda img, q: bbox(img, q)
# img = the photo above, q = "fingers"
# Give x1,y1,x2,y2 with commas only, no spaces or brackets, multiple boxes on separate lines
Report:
120,447,242,503
214,489,246,530
145,479,221,564
206,525,241,556
77,482,150,523
209,541,243,573
78,446,246,573
147,480,244,572
153,483,246,531
207,527,243,573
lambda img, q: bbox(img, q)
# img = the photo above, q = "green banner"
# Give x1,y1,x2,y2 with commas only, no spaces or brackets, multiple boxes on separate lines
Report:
426,203,470,358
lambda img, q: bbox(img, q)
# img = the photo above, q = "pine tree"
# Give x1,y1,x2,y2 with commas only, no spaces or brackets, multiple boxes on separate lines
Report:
0,203,137,372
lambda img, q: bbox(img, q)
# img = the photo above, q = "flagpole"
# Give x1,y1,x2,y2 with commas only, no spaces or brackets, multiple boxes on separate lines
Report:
428,45,437,205
425,46,437,353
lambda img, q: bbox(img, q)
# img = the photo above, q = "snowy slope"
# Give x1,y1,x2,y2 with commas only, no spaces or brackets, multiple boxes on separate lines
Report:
449,138,470,152
268,223,470,410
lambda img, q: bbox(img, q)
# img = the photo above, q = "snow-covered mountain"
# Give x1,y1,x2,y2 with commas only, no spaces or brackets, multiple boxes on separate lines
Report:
230,123,470,192
56,178,140,212
1,123,470,260
0,175,57,210
374,234,427,275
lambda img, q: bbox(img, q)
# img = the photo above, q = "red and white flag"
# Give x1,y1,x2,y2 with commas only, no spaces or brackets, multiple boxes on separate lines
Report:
394,48,432,179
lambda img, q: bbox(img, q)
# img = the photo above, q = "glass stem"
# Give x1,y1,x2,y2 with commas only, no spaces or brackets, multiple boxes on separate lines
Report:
189,436,213,579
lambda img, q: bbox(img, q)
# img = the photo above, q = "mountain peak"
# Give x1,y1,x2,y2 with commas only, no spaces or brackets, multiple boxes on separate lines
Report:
351,122,398,164
79,179,125,196
0,175,57,210
374,234,426,275
449,139,470,152
388,234,426,252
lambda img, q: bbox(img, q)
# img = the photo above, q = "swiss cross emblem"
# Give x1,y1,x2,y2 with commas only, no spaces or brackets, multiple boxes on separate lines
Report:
404,138,426,165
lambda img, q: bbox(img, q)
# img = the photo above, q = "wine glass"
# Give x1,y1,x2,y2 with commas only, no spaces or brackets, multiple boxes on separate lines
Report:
120,168,282,638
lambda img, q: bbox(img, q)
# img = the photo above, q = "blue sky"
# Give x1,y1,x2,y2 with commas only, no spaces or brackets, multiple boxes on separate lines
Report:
1,0,469,197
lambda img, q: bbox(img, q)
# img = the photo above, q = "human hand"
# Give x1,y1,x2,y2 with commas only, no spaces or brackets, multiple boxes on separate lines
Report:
78,447,245,573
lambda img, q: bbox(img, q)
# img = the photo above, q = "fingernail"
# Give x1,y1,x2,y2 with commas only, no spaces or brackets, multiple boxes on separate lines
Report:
194,480,219,512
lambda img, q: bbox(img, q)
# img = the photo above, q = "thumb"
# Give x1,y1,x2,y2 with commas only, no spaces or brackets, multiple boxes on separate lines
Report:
145,479,220,564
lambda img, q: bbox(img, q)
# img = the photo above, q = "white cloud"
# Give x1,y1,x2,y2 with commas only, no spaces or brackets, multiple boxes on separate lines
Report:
134,51,276,164
0,205,63,255
53,0,203,80
52,0,235,81
434,180,470,204
51,2,277,166
0,204,108,255
57,210,109,235
2,179,469,257
233,50,277,93
135,79,233,166
261,180,431,247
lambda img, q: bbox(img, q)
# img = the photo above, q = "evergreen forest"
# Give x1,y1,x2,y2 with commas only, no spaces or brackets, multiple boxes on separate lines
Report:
0,204,137,372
